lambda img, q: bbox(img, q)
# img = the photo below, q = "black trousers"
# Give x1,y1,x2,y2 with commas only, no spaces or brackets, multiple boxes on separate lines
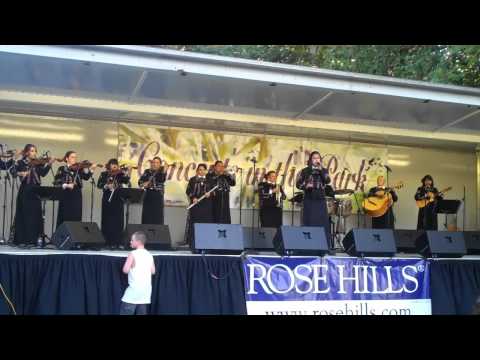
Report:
101,191,124,246
417,203,438,230
186,198,213,246
212,192,231,224
56,187,83,228
260,206,282,228
141,190,164,225
372,208,395,229
302,197,331,240
13,184,43,245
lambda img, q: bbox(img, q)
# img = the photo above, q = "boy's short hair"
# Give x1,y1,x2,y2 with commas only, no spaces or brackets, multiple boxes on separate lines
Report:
132,231,147,244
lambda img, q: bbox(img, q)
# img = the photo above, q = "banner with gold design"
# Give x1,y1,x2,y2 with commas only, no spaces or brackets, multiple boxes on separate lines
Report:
118,123,388,211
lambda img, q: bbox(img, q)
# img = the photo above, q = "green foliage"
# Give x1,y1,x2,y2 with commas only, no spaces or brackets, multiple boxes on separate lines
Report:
159,45,480,87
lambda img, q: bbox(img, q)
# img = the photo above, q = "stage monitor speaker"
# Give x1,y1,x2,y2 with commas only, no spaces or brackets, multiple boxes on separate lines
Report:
52,222,105,250
416,231,466,258
193,223,244,254
464,231,480,255
343,229,396,257
394,230,425,254
123,224,172,250
273,226,329,256
243,227,276,251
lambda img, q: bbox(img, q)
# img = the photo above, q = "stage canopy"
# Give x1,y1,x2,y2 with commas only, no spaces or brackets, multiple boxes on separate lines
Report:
0,45,480,151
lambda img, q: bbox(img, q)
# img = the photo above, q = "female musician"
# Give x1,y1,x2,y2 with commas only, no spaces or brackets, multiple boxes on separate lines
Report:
296,151,331,239
184,163,215,246
97,159,130,249
367,175,398,229
206,160,236,224
53,151,97,227
12,144,55,246
415,175,442,230
138,157,167,225
258,171,286,228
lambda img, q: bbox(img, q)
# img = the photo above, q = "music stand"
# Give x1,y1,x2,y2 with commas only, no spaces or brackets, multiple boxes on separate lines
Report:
289,192,303,226
33,186,64,247
437,199,462,230
117,188,145,229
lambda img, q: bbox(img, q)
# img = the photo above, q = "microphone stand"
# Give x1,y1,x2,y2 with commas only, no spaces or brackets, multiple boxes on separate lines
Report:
352,191,362,228
250,157,257,245
90,175,96,223
124,180,133,232
1,163,11,244
239,168,243,225
422,186,428,231
9,164,18,243
291,168,296,226
463,185,466,231
279,173,286,226
384,164,392,228
48,160,56,240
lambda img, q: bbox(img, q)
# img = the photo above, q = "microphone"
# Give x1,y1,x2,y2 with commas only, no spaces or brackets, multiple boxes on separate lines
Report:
384,165,393,172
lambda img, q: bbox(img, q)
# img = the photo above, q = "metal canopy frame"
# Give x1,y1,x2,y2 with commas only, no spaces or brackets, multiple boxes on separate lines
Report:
0,45,480,149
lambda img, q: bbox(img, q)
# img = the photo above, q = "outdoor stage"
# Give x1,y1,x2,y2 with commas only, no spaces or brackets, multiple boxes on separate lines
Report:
1,246,480,315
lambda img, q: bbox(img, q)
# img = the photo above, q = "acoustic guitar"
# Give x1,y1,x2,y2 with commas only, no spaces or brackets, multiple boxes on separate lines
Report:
415,186,452,208
362,181,404,218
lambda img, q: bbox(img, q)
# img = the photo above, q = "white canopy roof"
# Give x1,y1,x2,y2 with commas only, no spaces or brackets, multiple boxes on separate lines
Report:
0,45,479,150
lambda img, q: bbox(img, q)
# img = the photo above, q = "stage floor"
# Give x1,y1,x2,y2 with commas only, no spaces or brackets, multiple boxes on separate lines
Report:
1,245,480,260
1,245,480,315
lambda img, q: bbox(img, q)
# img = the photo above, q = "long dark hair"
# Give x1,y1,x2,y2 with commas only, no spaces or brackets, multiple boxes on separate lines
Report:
307,151,321,167
421,175,434,187
22,144,36,157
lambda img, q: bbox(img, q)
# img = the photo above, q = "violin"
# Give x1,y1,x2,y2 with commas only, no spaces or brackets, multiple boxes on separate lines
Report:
107,165,137,177
68,161,104,171
26,157,63,166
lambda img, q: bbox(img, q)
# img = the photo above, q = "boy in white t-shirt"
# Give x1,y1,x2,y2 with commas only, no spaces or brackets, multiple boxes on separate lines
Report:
120,231,156,315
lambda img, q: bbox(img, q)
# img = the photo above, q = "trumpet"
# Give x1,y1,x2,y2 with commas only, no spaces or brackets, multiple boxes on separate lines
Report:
224,166,238,176
147,159,176,167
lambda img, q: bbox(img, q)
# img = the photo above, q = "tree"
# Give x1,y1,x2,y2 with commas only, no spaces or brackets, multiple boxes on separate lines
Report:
155,45,480,88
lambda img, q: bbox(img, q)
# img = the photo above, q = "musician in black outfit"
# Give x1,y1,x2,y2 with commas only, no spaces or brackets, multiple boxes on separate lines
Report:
53,151,97,227
415,175,442,230
0,158,14,172
12,144,55,247
367,175,398,229
296,151,331,239
138,157,167,225
184,163,215,246
207,160,236,224
258,171,286,228
97,159,130,249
